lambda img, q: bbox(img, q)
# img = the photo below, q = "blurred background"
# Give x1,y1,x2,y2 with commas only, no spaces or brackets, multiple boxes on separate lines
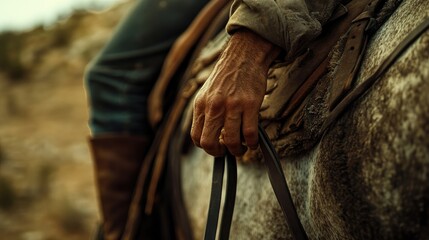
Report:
0,0,133,239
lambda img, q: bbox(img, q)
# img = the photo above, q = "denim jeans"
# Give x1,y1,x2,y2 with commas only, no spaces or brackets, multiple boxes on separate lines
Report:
85,0,208,136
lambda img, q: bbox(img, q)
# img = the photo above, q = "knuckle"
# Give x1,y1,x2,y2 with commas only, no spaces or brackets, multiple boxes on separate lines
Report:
190,128,199,142
208,97,225,112
224,137,240,149
200,138,217,151
243,127,257,142
200,138,224,156
245,98,259,107
193,97,205,111
225,98,241,111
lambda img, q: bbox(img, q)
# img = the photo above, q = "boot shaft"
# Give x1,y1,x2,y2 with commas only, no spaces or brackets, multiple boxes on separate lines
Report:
89,135,147,240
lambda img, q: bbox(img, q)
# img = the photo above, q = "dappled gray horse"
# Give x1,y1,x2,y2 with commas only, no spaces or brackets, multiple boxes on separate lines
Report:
179,0,429,239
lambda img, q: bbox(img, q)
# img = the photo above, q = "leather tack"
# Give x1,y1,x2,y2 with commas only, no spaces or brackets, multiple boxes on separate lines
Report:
328,0,385,109
259,0,370,122
205,126,308,240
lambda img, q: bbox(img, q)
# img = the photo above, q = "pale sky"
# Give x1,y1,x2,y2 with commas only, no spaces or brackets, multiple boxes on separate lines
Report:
0,0,123,32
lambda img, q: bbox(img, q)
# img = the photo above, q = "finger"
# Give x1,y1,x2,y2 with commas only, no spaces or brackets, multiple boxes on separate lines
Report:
223,111,247,156
242,108,259,150
191,113,204,148
200,108,225,156
191,99,205,147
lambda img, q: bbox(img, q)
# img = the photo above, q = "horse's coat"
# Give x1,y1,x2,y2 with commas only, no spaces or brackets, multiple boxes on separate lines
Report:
180,0,429,238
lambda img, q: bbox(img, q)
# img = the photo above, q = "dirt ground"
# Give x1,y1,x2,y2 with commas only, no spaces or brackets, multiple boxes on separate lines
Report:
0,2,133,239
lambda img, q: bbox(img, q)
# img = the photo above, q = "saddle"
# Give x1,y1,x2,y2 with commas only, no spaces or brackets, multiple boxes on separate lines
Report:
171,0,407,161
121,0,429,239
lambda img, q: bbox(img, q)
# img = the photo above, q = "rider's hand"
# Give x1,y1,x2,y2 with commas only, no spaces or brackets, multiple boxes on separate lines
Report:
191,29,281,157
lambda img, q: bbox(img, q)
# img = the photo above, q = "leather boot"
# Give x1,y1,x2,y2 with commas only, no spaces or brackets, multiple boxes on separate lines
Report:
89,135,148,240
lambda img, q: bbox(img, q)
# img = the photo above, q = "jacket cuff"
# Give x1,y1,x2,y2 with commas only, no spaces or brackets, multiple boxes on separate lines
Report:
226,0,325,60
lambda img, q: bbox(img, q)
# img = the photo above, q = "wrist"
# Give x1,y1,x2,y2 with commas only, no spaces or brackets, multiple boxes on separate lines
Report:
226,29,282,68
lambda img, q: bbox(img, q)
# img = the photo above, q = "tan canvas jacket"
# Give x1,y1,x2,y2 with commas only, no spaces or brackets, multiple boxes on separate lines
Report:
227,0,340,59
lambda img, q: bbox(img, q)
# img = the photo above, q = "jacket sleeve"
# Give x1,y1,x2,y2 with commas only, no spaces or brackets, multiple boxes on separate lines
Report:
227,0,340,59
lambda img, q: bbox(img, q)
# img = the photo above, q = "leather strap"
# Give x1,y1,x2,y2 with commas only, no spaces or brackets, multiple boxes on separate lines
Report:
204,152,237,240
260,0,370,120
259,125,308,240
204,157,225,240
328,0,385,109
148,0,230,127
168,128,194,240
219,153,237,240
322,17,429,133
144,1,232,217
205,125,307,240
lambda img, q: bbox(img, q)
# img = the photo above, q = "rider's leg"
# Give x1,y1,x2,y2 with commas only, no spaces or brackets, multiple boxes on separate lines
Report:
84,0,208,239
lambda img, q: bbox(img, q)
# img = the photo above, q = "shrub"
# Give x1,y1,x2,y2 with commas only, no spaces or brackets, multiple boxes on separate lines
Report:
54,197,88,234
0,176,16,210
36,163,55,197
0,32,27,79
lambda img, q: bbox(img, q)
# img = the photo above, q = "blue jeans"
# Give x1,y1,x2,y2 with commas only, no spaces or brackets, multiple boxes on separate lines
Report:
85,0,208,136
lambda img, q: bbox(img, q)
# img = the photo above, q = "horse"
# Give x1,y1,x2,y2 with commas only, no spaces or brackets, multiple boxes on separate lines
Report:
171,0,429,239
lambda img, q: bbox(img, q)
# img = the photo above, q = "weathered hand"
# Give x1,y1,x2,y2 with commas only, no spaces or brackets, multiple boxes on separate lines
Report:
191,30,281,157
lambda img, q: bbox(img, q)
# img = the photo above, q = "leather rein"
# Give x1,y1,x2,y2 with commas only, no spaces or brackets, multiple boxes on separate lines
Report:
204,125,308,240
204,17,429,240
